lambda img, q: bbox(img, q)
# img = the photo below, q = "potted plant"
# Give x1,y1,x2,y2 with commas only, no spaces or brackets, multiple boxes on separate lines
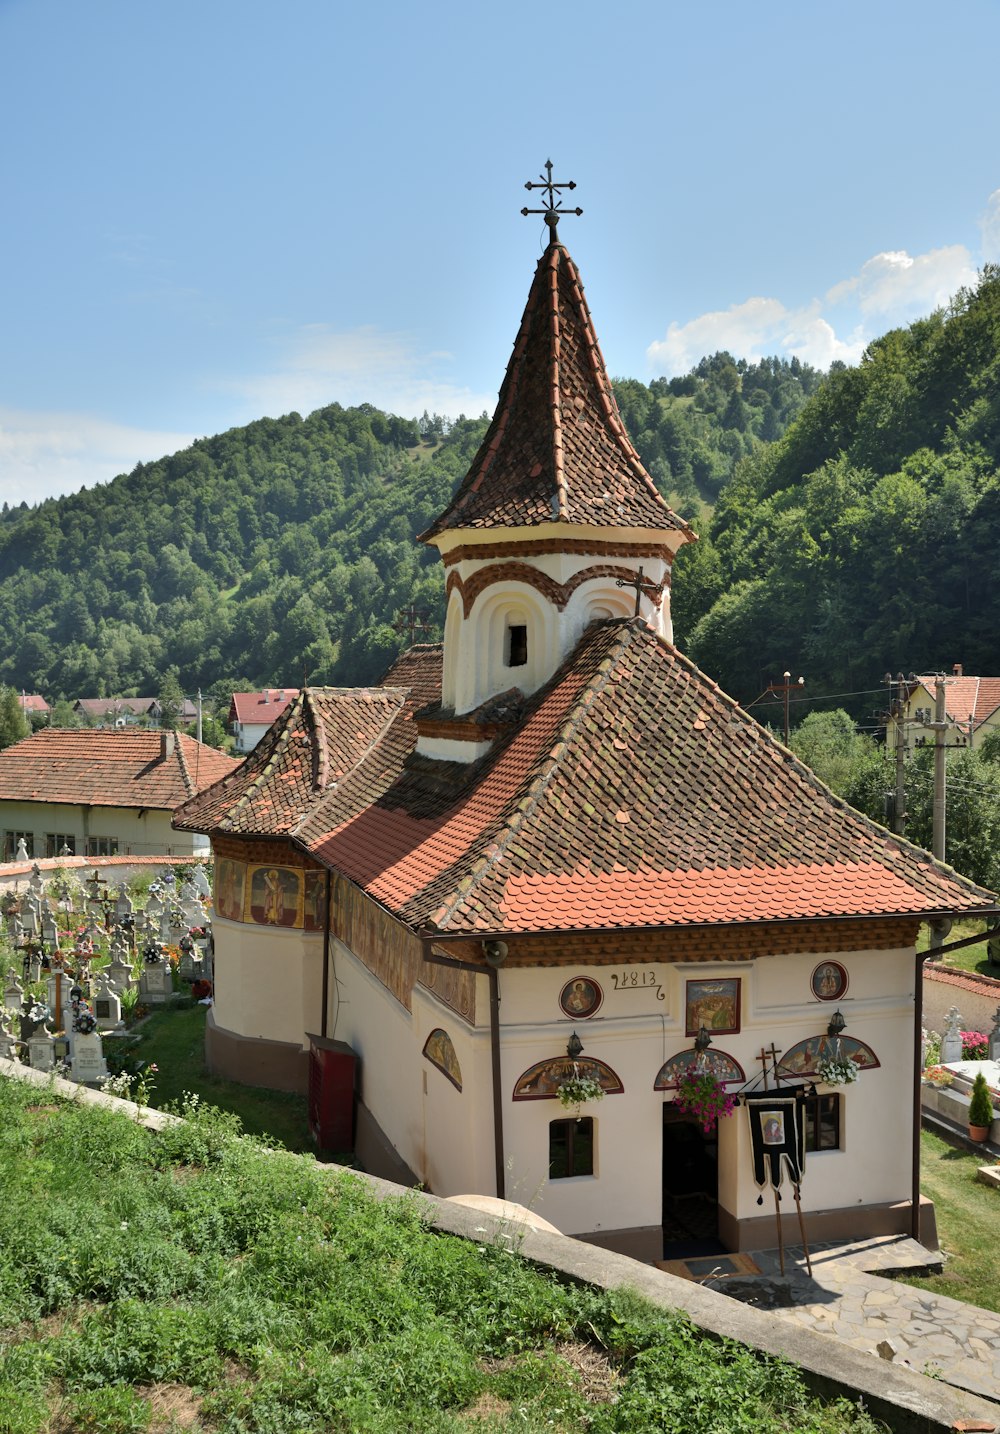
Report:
817,1054,860,1086
968,1071,995,1142
673,1071,737,1135
557,1067,605,1119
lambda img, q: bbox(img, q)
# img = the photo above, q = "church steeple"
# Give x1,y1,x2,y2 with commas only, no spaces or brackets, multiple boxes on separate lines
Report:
417,169,695,754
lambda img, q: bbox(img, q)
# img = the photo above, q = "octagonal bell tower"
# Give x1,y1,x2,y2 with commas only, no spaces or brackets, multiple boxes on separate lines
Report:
417,166,696,760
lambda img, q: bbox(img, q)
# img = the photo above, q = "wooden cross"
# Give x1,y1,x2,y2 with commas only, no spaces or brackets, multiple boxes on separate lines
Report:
521,159,582,239
394,605,433,641
757,1044,781,1090
615,565,660,618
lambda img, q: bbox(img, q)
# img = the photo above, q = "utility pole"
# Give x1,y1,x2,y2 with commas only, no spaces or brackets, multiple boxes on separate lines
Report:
196,689,203,745
932,674,947,863
767,671,805,746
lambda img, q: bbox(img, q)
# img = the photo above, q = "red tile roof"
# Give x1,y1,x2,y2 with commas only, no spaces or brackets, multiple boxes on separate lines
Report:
175,626,996,936
912,675,1000,731
18,695,49,714
0,729,238,810
420,241,695,541
229,689,300,725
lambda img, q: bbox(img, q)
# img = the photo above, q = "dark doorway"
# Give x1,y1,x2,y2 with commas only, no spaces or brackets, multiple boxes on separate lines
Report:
662,1105,725,1259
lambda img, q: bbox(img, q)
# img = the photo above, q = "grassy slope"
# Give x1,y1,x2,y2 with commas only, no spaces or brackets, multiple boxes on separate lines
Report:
901,1130,1000,1314
0,1078,886,1434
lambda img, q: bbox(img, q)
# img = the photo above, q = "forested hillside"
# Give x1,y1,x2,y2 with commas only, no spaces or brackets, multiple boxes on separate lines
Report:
676,266,1000,707
0,356,819,702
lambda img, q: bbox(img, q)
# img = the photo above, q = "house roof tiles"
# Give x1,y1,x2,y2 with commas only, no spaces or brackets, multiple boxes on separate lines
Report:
229,689,300,725
0,729,238,811
175,623,996,935
420,242,695,542
913,675,1000,731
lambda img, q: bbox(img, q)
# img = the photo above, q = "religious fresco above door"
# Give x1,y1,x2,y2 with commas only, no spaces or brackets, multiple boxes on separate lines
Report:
512,1056,624,1100
303,871,328,932
422,1028,462,1090
248,865,302,928
777,1034,879,1080
215,858,246,922
654,1049,746,1090
685,978,740,1036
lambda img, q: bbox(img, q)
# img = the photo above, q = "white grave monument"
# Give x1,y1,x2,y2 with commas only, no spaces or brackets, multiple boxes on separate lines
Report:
941,1005,964,1064
72,1030,108,1083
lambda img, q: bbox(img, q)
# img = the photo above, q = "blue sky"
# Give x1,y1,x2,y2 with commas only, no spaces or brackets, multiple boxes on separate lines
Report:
2,0,999,504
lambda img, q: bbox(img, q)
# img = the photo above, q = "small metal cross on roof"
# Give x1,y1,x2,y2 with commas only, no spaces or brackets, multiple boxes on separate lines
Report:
394,605,433,642
521,159,582,240
615,565,661,618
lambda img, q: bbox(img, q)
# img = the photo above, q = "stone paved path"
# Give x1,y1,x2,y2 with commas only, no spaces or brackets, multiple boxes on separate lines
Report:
738,1237,1000,1406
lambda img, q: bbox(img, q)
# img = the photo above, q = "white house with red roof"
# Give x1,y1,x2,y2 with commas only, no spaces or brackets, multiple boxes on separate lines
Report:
0,728,237,861
228,689,300,754
889,666,1000,751
176,191,997,1261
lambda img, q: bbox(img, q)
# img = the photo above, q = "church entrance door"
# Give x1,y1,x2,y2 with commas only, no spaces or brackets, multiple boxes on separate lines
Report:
661,1105,724,1259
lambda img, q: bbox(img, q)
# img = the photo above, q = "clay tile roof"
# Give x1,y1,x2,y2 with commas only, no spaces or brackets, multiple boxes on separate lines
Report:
18,695,50,714
420,242,695,541
180,630,997,935
0,729,238,810
915,675,1000,730
229,689,300,725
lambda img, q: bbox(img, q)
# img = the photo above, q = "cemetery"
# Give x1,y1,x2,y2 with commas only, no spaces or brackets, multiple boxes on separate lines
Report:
0,858,215,1100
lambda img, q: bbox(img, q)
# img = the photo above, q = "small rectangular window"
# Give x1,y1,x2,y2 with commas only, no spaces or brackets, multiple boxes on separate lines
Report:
507,624,528,668
45,833,76,858
549,1117,594,1178
804,1094,841,1152
5,831,33,860
85,836,119,857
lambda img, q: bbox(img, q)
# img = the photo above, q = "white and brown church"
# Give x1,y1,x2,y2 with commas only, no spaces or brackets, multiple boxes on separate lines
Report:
176,208,996,1260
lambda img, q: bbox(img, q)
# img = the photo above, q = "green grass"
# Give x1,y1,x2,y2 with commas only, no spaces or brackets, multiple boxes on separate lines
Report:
901,1129,1000,1313
918,916,998,977
0,1078,887,1434
122,1003,315,1154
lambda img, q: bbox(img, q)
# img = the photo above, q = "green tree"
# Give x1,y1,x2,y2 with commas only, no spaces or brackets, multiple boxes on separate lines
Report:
0,686,29,749
158,669,186,731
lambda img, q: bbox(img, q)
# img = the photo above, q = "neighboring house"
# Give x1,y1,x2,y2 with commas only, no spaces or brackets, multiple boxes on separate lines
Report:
19,695,50,720
73,696,198,728
228,689,300,754
0,728,237,861
887,666,1000,752
176,219,997,1261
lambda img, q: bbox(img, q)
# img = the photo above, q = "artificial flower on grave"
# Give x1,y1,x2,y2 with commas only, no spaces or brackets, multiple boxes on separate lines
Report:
673,1072,738,1134
922,1065,955,1088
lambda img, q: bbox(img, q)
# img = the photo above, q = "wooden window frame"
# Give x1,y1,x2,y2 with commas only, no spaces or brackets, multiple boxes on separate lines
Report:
548,1116,595,1179
804,1092,841,1152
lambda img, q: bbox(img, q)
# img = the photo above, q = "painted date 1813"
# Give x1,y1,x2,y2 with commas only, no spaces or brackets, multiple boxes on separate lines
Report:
610,969,664,1000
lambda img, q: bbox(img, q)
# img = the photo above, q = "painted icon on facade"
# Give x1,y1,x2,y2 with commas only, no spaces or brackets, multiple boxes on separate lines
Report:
558,976,603,1019
777,1034,879,1080
303,871,328,932
248,865,301,927
810,961,848,1002
423,1028,462,1090
685,977,740,1036
215,858,246,922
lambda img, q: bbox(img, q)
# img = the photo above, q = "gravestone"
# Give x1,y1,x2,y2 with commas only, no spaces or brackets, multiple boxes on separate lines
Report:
41,907,60,949
177,934,201,981
28,862,44,894
71,1030,108,1083
989,1006,1000,1064
115,889,134,922
4,973,24,1016
21,896,38,937
107,953,135,994
15,837,29,862
28,1026,55,1072
0,1012,19,1061
92,974,122,1031
191,864,211,899
941,1005,964,1064
140,955,173,1006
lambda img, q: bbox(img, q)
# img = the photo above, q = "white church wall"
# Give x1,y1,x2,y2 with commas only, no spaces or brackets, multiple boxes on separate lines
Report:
411,984,496,1197
212,917,322,1048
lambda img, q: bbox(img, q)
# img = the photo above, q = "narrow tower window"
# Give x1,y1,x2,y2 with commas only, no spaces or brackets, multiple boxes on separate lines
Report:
507,624,528,668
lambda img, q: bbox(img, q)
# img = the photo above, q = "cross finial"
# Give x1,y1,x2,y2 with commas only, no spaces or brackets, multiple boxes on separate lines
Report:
521,159,582,241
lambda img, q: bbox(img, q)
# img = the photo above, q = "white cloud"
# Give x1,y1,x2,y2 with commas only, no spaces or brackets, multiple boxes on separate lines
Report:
0,409,197,506
981,189,1000,263
220,324,495,425
647,241,978,377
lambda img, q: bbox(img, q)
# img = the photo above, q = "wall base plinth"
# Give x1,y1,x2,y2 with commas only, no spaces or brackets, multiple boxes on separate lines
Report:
204,1008,309,1094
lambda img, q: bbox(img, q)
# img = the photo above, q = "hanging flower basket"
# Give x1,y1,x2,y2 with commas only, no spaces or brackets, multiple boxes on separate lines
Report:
817,1056,859,1086
557,1069,605,1117
673,1072,737,1135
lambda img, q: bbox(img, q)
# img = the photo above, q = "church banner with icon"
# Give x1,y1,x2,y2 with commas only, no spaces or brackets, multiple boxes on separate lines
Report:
743,1088,806,1194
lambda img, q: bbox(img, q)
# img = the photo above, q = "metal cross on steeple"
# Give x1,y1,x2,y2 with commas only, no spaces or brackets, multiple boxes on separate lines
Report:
521,159,582,240
615,565,661,618
394,605,433,642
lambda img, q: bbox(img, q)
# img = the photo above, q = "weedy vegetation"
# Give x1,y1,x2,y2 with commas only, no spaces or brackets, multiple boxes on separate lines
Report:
0,1076,887,1432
